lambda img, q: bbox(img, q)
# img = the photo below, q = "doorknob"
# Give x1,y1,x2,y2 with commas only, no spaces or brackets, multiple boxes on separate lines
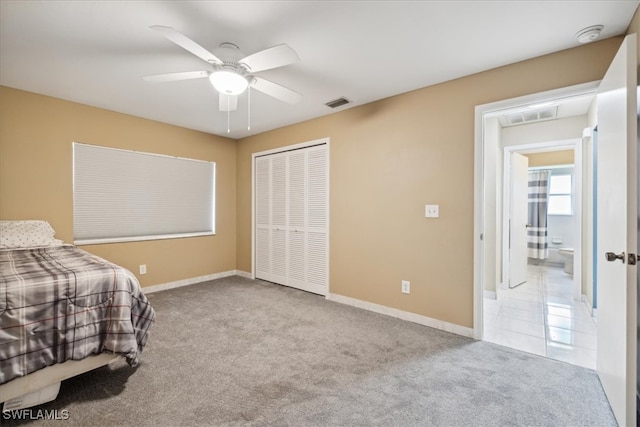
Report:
605,251,625,263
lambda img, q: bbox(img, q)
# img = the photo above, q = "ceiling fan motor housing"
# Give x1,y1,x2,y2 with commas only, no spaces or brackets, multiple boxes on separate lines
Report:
214,43,247,71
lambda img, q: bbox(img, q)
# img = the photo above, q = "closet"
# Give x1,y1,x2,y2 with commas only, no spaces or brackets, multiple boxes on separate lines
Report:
254,142,328,295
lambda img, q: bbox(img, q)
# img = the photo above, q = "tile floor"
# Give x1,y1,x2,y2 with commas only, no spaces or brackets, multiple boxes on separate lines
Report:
483,263,597,369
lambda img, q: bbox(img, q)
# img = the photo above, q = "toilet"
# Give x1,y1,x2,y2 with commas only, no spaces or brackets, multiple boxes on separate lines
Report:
558,248,574,275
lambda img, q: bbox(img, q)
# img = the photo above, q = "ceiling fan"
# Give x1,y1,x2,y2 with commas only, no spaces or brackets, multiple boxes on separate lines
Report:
144,26,302,113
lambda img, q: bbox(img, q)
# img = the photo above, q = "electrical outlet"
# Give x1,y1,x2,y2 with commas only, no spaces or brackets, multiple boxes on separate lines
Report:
401,280,410,294
425,204,439,218
139,264,147,275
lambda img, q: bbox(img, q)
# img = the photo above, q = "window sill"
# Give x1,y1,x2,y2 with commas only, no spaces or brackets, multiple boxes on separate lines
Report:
75,231,215,245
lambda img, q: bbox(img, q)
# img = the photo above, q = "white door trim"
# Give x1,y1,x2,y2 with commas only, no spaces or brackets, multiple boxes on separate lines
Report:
473,81,599,339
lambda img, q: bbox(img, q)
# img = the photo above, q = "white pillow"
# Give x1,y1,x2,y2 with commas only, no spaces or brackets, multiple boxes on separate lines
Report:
0,220,59,249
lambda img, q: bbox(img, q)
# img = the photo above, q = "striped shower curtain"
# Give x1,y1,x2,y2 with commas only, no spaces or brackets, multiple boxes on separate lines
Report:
527,170,551,259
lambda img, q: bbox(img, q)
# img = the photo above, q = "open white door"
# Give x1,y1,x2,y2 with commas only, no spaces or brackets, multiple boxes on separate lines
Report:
596,34,637,427
509,152,529,288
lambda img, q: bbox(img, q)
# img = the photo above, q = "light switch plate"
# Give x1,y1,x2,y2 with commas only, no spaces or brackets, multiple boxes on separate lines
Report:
425,204,439,218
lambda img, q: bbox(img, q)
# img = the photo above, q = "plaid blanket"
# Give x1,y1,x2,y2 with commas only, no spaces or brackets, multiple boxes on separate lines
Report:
0,245,155,385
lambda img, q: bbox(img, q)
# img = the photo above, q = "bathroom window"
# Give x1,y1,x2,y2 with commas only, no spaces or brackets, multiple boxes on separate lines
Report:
547,174,572,215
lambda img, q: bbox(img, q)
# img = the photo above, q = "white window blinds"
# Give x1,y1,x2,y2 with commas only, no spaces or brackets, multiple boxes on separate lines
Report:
73,142,215,245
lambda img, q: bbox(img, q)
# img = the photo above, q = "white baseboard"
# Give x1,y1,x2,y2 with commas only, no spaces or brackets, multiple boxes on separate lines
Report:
144,274,473,339
326,293,474,338
484,290,497,300
143,270,248,294
235,270,253,279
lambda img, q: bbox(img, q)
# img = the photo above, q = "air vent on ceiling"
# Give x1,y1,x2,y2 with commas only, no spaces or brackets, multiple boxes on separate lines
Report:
325,97,350,109
503,105,558,126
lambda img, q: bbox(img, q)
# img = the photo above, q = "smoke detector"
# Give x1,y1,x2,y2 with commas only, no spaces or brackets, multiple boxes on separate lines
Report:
576,25,604,43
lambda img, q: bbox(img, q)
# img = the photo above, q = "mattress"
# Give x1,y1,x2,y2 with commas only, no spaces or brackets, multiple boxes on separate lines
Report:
0,245,155,385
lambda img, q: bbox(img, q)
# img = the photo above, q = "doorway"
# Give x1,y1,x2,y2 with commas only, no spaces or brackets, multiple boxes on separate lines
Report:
472,82,599,369
492,141,595,368
473,35,637,426
502,141,583,303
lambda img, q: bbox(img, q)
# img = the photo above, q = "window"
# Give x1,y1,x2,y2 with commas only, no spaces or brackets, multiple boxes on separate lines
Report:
73,142,215,245
547,174,572,215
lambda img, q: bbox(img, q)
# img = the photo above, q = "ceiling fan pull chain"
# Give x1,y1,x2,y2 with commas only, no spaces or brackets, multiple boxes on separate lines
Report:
227,96,231,133
248,86,251,131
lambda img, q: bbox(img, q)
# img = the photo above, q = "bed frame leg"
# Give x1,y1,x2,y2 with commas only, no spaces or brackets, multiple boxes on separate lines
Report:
2,382,61,411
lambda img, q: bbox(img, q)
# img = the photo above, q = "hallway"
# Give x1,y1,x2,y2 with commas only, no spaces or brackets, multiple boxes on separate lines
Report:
483,264,597,369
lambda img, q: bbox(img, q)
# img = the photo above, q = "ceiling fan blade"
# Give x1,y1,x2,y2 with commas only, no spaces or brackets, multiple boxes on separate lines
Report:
143,71,211,83
219,94,238,112
239,44,299,72
150,25,222,65
250,77,302,104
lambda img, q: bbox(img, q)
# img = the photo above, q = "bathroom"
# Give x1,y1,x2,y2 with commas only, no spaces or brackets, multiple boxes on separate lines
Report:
527,159,576,276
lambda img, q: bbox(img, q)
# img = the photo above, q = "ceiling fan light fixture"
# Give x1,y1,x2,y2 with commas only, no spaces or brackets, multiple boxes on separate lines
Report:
209,70,248,95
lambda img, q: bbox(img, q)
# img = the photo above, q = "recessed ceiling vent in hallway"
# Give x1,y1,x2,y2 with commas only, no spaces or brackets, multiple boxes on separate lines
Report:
500,105,558,127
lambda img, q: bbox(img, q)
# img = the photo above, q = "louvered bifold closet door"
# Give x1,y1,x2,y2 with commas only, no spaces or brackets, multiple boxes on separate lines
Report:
254,143,328,295
255,156,272,281
305,146,328,294
287,150,307,289
270,153,288,286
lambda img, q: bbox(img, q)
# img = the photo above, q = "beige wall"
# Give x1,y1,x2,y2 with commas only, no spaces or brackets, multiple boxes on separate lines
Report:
0,36,625,328
237,37,622,329
0,86,237,287
525,150,575,167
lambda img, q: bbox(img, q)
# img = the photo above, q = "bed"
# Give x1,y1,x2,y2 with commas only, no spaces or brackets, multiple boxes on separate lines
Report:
0,220,155,410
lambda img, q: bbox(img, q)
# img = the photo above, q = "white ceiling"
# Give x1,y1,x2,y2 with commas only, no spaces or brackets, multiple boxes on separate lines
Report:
1,1,637,139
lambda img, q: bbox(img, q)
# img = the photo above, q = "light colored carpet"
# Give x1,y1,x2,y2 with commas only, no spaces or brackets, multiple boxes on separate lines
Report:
3,276,616,426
